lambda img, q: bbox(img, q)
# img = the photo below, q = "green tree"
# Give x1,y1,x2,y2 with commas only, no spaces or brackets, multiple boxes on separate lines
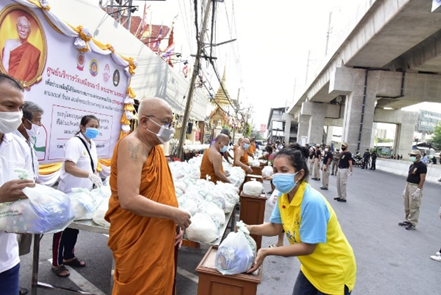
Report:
431,122,441,150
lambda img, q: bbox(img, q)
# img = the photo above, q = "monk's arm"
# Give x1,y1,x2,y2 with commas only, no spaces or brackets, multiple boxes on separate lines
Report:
234,150,252,173
117,137,191,229
212,152,231,183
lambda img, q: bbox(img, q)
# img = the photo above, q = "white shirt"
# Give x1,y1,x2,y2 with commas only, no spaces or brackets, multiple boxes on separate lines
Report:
57,133,98,193
0,133,33,273
12,130,39,180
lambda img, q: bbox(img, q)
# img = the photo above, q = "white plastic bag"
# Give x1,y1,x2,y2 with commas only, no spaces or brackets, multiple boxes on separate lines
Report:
0,184,75,234
243,180,263,196
215,221,256,275
92,197,110,228
186,213,218,243
267,189,280,208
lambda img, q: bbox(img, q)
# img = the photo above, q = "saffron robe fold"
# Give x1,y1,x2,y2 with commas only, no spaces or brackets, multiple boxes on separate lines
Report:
7,42,40,82
200,148,224,183
105,141,178,295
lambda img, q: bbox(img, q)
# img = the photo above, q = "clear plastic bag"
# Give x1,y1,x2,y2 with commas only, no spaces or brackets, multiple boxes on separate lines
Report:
215,221,256,275
0,184,75,234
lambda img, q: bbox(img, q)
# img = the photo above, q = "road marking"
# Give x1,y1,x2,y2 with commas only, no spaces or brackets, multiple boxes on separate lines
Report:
177,266,199,284
48,259,106,295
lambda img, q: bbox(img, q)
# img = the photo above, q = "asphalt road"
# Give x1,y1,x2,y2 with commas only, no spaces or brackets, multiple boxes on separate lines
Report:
18,167,441,294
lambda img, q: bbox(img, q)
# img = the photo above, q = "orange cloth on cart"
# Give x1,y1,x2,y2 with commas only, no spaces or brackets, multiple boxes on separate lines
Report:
200,148,224,183
105,142,178,295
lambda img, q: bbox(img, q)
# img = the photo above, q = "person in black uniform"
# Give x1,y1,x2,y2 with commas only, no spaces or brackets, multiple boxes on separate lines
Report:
398,150,427,230
334,142,353,202
370,151,377,170
362,149,370,169
320,145,333,190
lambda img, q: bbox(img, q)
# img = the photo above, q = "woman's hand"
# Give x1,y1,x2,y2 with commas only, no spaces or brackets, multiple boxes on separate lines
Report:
247,248,268,273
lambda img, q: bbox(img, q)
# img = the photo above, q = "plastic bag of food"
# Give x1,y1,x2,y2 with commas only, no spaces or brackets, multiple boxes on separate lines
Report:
0,184,75,234
215,221,256,275
92,197,110,228
185,213,218,243
242,180,263,196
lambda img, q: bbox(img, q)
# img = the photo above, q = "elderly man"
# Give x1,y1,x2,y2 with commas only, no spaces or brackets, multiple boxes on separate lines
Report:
2,15,40,82
105,97,191,294
0,73,34,294
200,133,232,184
233,137,253,173
13,101,43,180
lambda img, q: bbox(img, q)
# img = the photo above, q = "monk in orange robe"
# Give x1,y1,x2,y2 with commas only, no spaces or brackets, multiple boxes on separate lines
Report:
233,137,253,173
200,133,231,184
105,97,191,295
247,138,257,160
2,16,40,82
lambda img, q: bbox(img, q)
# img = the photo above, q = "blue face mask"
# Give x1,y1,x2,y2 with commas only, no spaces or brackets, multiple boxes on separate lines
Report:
220,145,228,153
272,172,299,193
84,127,99,139
244,143,250,150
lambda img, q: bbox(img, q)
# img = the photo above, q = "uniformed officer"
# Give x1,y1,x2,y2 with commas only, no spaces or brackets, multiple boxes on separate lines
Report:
331,148,340,175
334,142,353,202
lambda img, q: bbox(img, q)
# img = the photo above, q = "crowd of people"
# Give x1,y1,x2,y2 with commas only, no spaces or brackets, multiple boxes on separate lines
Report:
1,66,439,294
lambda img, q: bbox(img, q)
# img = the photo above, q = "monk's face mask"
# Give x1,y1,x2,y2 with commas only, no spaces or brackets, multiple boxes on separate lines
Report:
146,117,175,143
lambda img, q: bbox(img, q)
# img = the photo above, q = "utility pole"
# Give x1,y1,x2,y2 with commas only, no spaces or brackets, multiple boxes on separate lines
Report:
305,50,311,85
325,11,332,56
177,0,212,160
232,88,240,143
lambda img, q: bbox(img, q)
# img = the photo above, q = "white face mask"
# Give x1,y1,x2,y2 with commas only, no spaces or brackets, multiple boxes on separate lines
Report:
147,117,175,143
25,119,40,139
0,111,23,134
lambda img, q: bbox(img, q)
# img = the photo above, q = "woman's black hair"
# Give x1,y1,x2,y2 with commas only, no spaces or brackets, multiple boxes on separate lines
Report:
76,115,99,135
274,143,310,182
265,145,273,154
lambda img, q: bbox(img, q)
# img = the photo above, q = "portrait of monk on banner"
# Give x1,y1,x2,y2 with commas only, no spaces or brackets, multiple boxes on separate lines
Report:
0,5,47,88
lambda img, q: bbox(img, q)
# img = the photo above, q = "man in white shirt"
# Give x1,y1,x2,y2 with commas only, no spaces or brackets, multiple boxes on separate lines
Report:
0,74,34,294
13,101,43,294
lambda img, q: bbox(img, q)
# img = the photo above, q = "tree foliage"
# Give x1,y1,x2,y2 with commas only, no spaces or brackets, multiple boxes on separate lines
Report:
430,122,441,150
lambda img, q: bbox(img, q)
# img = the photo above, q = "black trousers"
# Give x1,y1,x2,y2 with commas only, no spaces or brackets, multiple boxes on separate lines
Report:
52,228,79,267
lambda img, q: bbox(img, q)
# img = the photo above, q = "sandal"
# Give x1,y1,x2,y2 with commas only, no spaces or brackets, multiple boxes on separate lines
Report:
63,257,86,267
52,265,70,278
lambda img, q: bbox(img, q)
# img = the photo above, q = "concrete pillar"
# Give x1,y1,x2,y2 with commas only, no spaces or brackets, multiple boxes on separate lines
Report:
297,114,310,144
284,119,291,144
395,112,418,159
370,123,377,149
330,68,377,154
308,103,327,145
326,126,334,145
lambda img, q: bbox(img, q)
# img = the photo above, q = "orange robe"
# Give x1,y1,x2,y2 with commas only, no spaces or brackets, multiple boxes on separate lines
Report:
7,42,40,82
105,141,178,295
233,148,249,171
249,143,256,154
200,148,224,183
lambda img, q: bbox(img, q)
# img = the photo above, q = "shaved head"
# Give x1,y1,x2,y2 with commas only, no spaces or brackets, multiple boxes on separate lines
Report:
138,97,172,117
216,133,230,144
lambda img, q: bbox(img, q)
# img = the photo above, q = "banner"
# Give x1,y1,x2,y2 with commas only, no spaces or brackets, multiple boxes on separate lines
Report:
417,110,441,133
0,2,130,163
